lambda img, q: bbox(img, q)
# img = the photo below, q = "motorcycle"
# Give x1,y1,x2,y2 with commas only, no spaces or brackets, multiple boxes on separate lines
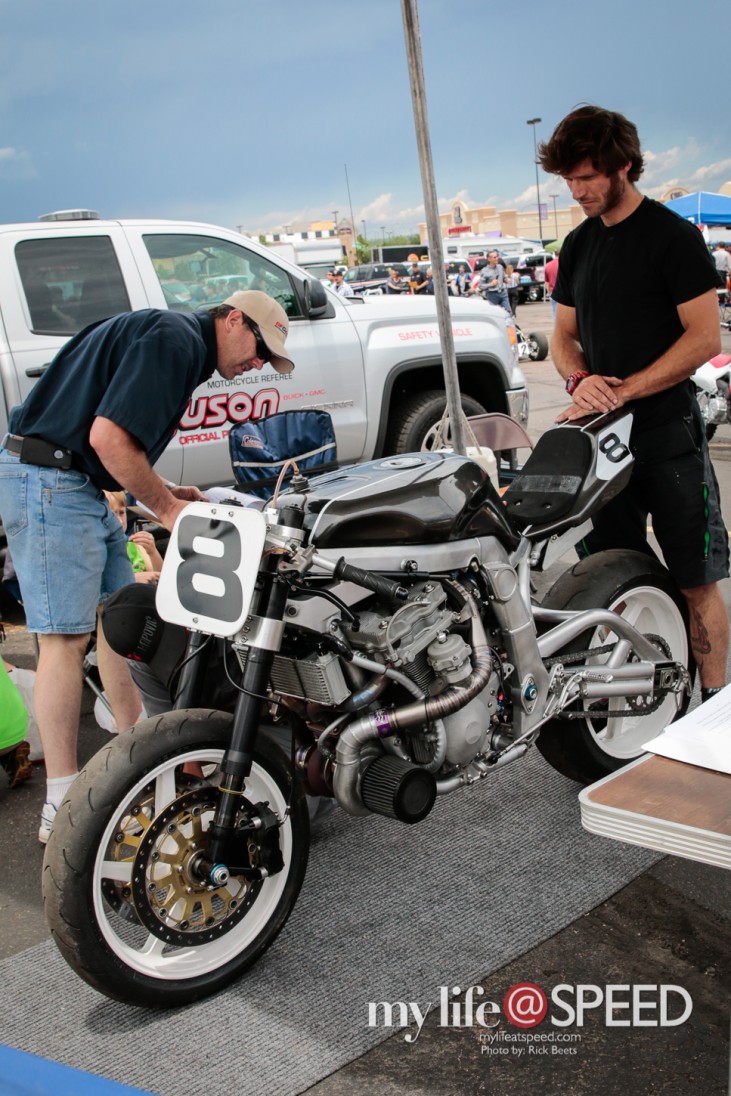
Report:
515,324,549,362
475,284,550,362
43,408,693,1008
693,352,731,439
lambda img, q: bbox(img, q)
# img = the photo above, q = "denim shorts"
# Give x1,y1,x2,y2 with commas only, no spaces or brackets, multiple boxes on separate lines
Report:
0,451,134,634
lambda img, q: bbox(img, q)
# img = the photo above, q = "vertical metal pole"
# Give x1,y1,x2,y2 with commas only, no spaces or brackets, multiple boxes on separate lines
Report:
345,163,356,240
400,0,466,455
527,118,543,246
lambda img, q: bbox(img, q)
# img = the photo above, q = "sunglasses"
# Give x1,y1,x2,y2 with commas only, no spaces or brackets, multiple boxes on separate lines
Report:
244,317,270,362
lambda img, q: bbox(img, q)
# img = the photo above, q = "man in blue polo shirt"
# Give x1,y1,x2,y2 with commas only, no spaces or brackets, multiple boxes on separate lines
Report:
0,290,294,843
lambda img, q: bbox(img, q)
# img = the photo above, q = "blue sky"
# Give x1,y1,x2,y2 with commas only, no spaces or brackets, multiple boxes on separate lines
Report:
1,0,728,237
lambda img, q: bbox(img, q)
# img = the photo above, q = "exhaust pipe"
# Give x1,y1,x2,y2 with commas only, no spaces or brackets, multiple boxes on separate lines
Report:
333,594,495,817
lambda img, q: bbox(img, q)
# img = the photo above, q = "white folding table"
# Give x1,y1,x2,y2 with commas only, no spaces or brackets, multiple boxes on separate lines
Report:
579,754,731,870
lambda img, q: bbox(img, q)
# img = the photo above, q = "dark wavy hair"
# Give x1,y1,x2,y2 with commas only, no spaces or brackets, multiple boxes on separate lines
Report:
537,105,644,182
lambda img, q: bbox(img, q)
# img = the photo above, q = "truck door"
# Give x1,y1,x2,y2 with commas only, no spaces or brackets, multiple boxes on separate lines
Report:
0,224,184,484
124,226,367,489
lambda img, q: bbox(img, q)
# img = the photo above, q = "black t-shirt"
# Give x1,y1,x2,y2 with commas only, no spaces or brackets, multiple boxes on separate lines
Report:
552,197,721,429
10,309,217,489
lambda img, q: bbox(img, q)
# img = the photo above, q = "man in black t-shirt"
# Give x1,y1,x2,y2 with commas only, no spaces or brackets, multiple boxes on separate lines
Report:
0,290,294,842
538,105,728,703
409,261,427,293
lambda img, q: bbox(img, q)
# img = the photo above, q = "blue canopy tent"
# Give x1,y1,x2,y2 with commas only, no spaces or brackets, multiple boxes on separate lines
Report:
664,191,731,226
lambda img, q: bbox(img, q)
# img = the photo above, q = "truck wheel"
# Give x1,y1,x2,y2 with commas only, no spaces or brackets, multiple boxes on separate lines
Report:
527,285,543,302
385,391,487,454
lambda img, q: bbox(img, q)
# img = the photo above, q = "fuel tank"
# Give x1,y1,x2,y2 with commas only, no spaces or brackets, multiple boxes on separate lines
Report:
299,452,519,550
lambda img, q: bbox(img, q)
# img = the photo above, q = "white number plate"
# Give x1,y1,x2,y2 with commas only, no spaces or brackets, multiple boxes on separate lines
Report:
156,502,267,637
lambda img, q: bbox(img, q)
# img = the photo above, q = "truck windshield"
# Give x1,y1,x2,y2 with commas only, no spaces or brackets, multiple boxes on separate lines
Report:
142,234,302,318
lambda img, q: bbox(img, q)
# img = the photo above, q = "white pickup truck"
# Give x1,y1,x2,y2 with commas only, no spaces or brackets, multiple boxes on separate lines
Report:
0,212,529,488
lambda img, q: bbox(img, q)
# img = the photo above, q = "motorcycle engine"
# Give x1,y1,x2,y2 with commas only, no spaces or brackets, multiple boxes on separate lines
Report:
339,579,499,767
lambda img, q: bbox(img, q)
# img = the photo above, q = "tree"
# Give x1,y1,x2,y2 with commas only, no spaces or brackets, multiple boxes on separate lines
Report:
355,234,371,264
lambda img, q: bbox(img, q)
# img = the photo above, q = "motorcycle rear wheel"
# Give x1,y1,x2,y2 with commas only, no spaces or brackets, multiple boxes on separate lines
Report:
43,709,310,1008
536,551,693,784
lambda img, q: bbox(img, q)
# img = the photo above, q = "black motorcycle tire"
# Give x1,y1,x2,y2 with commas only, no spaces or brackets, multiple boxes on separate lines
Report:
385,390,487,453
536,551,694,785
526,332,549,361
43,709,310,1008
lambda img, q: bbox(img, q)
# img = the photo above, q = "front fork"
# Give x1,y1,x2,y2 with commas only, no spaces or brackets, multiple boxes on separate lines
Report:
194,504,303,879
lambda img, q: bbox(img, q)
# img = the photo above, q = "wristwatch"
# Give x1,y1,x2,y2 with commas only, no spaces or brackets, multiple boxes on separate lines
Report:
565,370,589,395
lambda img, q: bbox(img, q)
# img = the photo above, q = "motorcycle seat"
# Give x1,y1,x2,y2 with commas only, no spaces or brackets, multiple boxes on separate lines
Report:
502,428,593,529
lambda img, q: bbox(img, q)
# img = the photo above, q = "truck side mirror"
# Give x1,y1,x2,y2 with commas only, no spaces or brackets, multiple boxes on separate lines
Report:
305,278,328,318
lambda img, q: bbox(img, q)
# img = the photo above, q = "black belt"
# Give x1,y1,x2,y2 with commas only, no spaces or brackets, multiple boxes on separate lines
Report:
2,433,75,470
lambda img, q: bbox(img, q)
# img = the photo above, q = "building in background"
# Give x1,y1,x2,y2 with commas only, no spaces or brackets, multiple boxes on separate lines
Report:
418,196,585,248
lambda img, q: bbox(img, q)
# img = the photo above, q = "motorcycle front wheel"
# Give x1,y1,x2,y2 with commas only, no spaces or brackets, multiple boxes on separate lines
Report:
536,551,693,784
43,709,310,1008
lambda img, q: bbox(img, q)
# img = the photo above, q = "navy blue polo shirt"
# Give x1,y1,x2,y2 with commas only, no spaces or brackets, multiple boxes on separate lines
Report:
9,309,217,489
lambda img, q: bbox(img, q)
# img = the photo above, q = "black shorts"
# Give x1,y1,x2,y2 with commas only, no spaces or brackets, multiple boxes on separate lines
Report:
580,405,729,589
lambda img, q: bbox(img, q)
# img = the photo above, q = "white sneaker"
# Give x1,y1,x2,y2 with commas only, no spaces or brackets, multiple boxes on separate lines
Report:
94,695,118,733
38,801,57,845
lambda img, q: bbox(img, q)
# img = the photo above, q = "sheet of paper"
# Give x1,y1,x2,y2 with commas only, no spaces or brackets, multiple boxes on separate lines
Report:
643,683,731,774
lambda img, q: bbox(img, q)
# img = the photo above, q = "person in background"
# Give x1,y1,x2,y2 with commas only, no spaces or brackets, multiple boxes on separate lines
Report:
454,264,473,297
328,269,354,297
539,104,728,704
505,264,521,317
104,490,164,581
409,261,427,293
544,250,560,315
0,658,33,789
478,250,512,317
713,242,731,279
385,268,408,294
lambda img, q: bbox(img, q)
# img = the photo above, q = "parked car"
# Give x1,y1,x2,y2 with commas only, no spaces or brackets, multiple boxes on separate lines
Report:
501,254,544,303
518,252,553,301
342,262,409,295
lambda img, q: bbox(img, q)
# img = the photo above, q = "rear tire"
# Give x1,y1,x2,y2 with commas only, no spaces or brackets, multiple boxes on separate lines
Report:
536,551,693,784
43,709,309,1007
385,390,487,454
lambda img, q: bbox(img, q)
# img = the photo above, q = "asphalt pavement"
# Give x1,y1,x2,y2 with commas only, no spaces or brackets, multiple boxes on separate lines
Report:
1,300,730,1095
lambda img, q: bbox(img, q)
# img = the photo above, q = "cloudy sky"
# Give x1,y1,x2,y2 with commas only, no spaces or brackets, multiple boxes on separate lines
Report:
1,0,728,237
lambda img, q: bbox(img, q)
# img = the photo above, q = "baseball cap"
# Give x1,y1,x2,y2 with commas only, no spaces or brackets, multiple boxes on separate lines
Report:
101,583,188,691
222,290,294,374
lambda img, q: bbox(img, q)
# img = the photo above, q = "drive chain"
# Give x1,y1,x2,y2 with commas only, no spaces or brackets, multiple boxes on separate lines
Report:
545,634,675,720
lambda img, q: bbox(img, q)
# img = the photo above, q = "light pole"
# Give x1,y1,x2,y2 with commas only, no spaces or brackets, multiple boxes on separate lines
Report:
526,118,543,246
549,193,559,240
